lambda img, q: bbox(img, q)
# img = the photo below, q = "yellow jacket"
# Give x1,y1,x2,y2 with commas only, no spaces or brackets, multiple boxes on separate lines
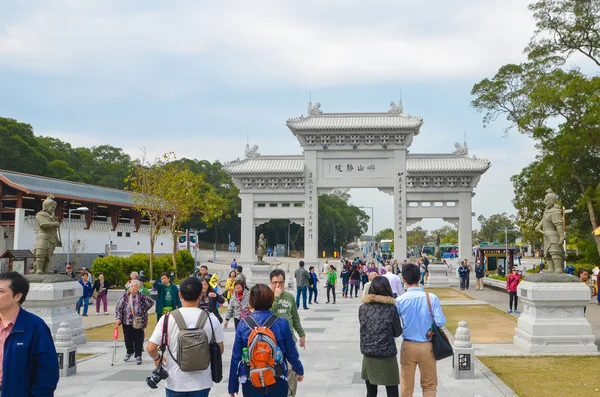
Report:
225,277,236,298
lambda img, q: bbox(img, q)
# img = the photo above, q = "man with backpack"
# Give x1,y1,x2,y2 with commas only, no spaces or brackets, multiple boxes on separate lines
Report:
147,277,225,396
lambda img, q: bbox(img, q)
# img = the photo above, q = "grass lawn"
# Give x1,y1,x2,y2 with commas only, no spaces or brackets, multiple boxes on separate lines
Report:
76,353,94,361
86,306,228,341
479,356,600,397
425,288,474,301
442,304,517,343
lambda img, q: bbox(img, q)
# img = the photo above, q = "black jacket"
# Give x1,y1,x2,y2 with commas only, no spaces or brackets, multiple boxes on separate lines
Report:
92,279,111,293
350,267,361,281
198,292,225,323
359,294,402,357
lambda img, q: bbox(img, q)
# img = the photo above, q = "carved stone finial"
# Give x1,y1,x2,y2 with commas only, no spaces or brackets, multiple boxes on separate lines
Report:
55,322,75,348
245,144,260,159
453,142,468,156
308,102,323,116
454,320,472,348
388,100,403,115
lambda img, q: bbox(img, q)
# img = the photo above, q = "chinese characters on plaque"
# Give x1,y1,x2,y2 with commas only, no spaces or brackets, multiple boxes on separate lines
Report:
307,171,315,240
396,171,404,238
331,163,376,173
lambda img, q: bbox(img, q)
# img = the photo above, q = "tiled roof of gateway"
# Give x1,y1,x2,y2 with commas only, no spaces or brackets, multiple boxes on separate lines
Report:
0,170,135,206
224,154,491,176
286,113,423,131
406,155,491,173
223,156,305,175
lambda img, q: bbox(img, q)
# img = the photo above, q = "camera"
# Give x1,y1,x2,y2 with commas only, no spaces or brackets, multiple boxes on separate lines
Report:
146,365,169,389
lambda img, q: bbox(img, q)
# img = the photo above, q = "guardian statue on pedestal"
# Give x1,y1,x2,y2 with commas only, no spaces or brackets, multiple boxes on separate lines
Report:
256,233,267,264
34,196,62,274
535,189,564,273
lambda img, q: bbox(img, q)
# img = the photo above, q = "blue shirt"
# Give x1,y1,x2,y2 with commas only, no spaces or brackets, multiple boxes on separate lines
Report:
396,287,446,343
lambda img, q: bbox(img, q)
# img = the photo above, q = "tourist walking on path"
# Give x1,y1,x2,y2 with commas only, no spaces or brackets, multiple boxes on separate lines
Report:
114,280,155,365
151,272,182,321
361,263,369,289
93,273,110,315
294,261,311,309
506,268,521,314
382,265,404,298
147,277,225,397
198,278,224,323
224,280,251,330
308,266,319,304
341,265,350,298
0,272,60,397
458,261,470,291
77,272,93,316
225,270,237,303
228,284,304,397
326,265,337,304
235,266,247,287
396,264,447,397
270,269,306,396
349,265,361,297
359,277,402,397
474,261,485,291
418,260,426,286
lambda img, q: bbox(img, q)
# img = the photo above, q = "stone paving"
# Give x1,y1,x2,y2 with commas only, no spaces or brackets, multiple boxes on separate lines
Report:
58,285,518,397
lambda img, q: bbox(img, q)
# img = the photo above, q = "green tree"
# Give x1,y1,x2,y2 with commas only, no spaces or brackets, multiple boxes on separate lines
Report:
429,225,458,245
318,194,369,253
477,214,518,244
407,226,427,247
375,228,394,242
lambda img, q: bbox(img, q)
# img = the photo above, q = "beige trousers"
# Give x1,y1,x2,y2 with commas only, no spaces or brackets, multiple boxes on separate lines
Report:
400,341,437,397
476,277,484,290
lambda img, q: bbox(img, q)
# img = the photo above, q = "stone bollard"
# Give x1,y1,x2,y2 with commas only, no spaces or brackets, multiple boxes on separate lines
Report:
452,320,475,379
55,322,77,377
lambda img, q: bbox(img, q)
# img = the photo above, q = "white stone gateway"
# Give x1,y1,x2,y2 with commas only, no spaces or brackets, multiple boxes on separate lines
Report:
224,102,491,267
513,273,597,353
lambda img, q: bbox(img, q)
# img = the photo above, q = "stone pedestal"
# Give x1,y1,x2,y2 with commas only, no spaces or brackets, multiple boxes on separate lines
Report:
23,276,87,345
425,264,451,288
55,322,77,377
249,262,275,286
452,321,475,379
513,273,597,353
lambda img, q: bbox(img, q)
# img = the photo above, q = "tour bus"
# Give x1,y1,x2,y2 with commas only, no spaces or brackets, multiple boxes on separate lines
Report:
380,240,393,254
177,231,198,253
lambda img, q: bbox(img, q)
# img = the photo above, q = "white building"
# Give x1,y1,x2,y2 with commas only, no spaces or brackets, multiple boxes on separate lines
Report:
0,170,173,271
224,101,491,266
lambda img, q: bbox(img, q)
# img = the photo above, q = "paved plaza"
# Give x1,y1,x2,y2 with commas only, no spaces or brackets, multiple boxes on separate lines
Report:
58,282,521,397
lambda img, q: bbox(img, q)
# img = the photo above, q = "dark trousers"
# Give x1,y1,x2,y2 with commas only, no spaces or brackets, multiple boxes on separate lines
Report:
509,291,518,311
459,277,468,290
350,283,359,297
308,286,318,303
342,282,349,296
327,285,336,303
241,377,288,396
234,318,240,330
361,275,368,288
165,389,210,397
366,380,399,397
122,323,144,358
296,286,308,309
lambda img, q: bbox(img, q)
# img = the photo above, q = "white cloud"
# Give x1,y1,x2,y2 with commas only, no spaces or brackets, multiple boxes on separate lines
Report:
0,0,535,88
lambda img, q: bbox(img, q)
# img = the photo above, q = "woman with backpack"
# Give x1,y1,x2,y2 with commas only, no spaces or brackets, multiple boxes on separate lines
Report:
326,265,337,304
224,280,251,330
340,265,350,298
349,265,361,298
228,283,304,397
359,277,402,397
198,277,225,323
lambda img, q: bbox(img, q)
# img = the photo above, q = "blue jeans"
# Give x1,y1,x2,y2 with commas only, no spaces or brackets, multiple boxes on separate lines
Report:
165,389,210,397
308,286,318,303
296,286,308,309
241,378,288,397
342,282,349,296
420,272,425,285
77,296,89,315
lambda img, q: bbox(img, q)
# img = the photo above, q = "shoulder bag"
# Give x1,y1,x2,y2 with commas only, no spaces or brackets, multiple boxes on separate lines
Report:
204,310,223,383
425,292,453,360
129,296,144,329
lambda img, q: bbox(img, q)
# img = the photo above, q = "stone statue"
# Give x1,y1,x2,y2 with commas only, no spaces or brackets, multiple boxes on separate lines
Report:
453,142,468,156
388,100,404,115
245,144,260,158
535,189,564,273
33,196,62,274
256,233,267,263
308,101,323,116
434,233,441,262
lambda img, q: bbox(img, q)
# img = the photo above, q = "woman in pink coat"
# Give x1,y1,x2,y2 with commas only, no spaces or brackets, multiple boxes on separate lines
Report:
506,267,521,314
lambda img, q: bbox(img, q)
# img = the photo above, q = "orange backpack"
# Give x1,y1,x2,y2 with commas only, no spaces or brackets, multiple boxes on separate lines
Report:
243,315,282,388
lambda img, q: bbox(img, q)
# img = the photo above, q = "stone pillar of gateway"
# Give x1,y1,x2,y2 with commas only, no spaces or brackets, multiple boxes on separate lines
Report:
224,102,491,269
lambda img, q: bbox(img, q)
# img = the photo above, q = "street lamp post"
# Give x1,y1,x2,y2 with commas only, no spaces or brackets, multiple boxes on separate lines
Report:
67,207,89,267
359,207,374,258
563,207,573,269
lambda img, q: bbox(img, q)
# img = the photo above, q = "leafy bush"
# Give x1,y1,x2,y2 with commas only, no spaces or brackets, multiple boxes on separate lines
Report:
176,250,195,277
91,256,126,287
489,275,507,281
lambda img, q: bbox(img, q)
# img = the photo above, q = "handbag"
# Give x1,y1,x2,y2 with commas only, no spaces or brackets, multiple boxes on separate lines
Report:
92,290,99,300
204,310,223,383
425,292,453,360
129,296,143,330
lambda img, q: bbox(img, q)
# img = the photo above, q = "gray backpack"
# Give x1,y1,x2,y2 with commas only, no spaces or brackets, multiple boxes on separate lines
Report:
166,309,211,372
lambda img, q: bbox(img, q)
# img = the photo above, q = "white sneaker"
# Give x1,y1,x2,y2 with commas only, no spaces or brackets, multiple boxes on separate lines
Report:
104,312,110,315
96,312,99,316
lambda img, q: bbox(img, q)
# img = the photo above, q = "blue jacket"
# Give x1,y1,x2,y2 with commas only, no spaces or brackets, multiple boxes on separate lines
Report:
2,308,59,397
228,310,304,394
79,279,93,297
458,266,470,279
474,265,485,278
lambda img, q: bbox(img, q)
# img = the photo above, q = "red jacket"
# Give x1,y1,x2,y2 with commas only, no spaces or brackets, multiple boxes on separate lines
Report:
506,273,521,292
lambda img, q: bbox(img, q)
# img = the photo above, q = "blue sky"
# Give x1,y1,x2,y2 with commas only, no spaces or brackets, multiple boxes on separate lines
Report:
0,0,539,234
